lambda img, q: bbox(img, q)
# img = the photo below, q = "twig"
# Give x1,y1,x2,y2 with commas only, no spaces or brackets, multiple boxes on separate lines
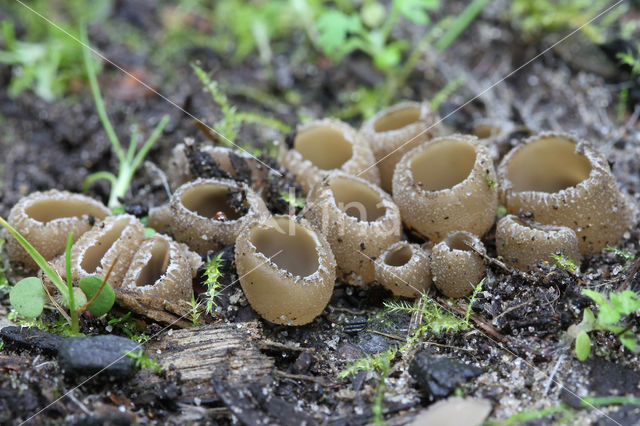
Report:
437,298,506,342
275,371,332,386
369,330,406,342
257,340,315,354
543,355,564,396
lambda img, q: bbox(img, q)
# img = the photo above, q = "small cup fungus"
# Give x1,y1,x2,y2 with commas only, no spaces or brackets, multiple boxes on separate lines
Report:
280,119,380,193
392,134,498,242
496,214,581,272
374,242,431,298
69,214,145,288
303,171,401,286
431,231,485,298
122,234,202,301
5,190,110,270
235,215,336,326
360,101,441,192
497,133,636,253
170,178,269,254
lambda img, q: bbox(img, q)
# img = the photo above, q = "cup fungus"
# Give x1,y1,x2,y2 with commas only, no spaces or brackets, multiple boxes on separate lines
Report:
5,190,110,270
430,231,485,298
170,178,269,254
374,242,431,298
303,171,401,286
280,119,380,193
496,214,581,272
69,214,145,288
360,101,441,192
497,133,636,253
392,134,498,242
235,215,336,326
122,234,202,301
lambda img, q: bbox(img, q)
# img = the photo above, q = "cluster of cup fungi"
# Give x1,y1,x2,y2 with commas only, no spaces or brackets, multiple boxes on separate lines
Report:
3,101,636,326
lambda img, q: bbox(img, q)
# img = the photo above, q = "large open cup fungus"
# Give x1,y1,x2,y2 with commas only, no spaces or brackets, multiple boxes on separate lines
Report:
170,178,269,254
392,134,498,242
5,190,110,270
496,214,580,272
497,133,635,253
303,171,401,286
431,231,485,298
360,101,441,192
69,214,145,288
374,242,431,298
235,215,336,326
280,119,380,193
122,234,202,301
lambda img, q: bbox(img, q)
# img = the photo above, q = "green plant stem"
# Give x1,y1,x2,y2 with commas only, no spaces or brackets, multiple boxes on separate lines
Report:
435,0,491,51
64,233,78,334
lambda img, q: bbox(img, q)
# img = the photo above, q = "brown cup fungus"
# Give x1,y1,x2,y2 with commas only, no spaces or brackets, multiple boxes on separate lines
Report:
235,215,336,326
431,231,485,298
303,171,401,286
122,234,202,301
392,135,498,242
360,101,441,192
170,178,269,254
497,133,635,253
496,214,580,272
5,190,110,270
69,214,145,288
374,242,431,298
280,119,380,193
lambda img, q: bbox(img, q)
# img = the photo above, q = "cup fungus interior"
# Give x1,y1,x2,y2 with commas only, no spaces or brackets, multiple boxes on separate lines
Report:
294,126,353,170
328,177,386,222
251,218,319,277
25,199,108,223
384,244,413,267
81,217,129,273
181,184,243,220
506,136,592,193
444,232,475,252
135,239,170,287
374,105,420,132
410,138,476,191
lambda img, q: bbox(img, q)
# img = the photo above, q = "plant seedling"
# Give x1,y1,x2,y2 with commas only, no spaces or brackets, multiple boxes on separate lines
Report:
202,253,225,315
125,348,164,374
0,217,115,334
569,289,640,361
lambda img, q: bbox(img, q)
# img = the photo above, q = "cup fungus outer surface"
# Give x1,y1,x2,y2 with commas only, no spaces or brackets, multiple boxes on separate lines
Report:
374,242,431,298
170,178,269,254
122,234,202,302
280,119,380,193
5,190,110,270
70,214,145,288
431,231,485,298
392,134,498,242
496,214,580,272
303,171,402,286
498,132,636,253
360,101,441,192
235,215,336,326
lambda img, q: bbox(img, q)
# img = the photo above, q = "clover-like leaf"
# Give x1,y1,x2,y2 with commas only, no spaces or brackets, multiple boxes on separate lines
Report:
79,275,115,316
316,10,362,57
394,0,441,25
597,303,621,326
9,277,45,318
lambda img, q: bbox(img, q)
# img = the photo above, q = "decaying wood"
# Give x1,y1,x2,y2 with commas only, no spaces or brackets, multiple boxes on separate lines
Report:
133,322,274,401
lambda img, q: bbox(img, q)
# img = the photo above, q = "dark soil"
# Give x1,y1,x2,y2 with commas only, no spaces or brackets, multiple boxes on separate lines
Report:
1,1,640,425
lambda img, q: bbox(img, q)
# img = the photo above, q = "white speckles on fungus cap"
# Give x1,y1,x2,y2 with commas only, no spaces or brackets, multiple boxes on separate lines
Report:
392,134,498,242
170,178,269,254
5,190,110,271
360,101,442,193
498,133,636,254
496,214,580,272
235,215,336,326
303,171,401,286
431,231,485,298
280,119,380,193
374,242,431,298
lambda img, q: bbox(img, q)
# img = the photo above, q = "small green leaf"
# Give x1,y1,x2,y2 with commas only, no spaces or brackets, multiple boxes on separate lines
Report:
72,287,87,310
597,303,620,326
575,330,591,361
316,10,362,57
582,289,606,306
10,277,45,318
79,275,115,316
619,332,638,353
582,307,596,327
144,227,156,238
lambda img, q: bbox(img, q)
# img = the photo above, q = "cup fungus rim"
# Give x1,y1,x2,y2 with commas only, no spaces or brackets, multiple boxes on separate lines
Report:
15,190,110,226
244,215,328,283
292,118,359,171
368,101,432,136
382,241,416,268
